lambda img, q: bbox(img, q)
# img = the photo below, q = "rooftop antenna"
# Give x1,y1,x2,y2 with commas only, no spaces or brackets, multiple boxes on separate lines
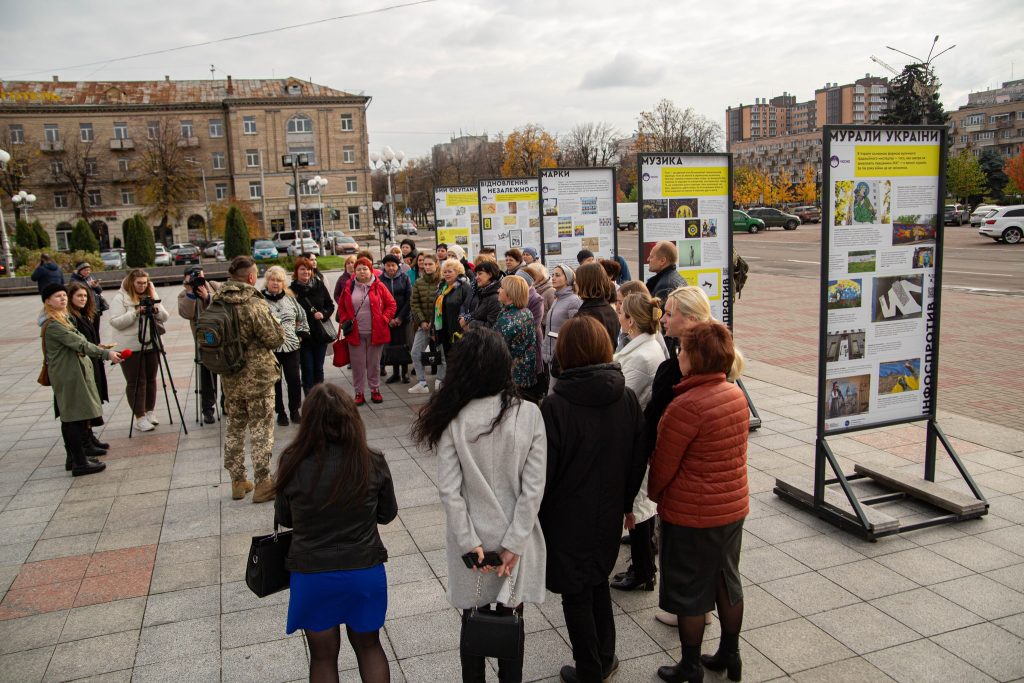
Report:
210,64,215,79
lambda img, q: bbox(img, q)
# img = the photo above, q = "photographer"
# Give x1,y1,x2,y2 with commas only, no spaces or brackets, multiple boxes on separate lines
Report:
109,269,169,433
177,266,221,424
70,262,108,339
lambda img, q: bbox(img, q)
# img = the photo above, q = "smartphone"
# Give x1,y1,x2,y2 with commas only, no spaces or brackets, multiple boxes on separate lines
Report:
461,551,503,568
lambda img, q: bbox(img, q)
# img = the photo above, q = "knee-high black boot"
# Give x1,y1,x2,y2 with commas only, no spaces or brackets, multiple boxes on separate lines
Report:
68,422,105,477
62,422,101,471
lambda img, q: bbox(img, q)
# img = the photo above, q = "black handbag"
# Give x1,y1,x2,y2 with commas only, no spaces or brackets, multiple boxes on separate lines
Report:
421,341,444,368
245,522,292,598
460,572,523,660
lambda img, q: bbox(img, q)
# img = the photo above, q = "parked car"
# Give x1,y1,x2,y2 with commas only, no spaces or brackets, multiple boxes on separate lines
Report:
330,234,358,255
154,244,171,267
970,204,999,227
272,230,312,252
398,222,418,235
168,243,192,256
215,243,226,262
203,240,224,257
101,250,125,269
943,204,970,226
252,240,278,261
732,210,765,234
792,205,822,223
747,207,800,230
286,238,321,257
616,202,638,230
977,205,1024,244
173,245,201,265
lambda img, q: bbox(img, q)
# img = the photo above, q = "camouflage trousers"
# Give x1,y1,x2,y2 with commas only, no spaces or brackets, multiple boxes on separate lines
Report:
223,394,275,484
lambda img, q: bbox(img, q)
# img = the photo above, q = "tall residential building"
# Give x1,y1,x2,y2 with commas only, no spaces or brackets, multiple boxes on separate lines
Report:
0,76,371,249
949,79,1024,160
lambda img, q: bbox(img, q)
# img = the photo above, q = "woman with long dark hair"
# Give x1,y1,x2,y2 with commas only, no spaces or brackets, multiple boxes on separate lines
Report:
574,262,619,349
274,383,398,683
413,327,546,683
67,281,111,454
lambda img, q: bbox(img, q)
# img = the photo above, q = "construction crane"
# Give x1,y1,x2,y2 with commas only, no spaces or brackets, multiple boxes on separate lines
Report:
869,55,900,77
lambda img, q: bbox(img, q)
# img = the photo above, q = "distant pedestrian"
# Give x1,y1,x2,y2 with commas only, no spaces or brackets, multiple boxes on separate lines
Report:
31,254,64,292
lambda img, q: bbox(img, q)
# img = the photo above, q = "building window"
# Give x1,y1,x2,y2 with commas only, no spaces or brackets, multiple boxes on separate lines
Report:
79,123,94,142
8,125,24,145
249,181,262,199
87,190,102,207
245,149,261,167
346,177,357,193
208,119,224,137
113,122,129,139
964,114,984,126
53,192,69,209
50,160,64,175
56,229,72,251
959,135,967,143
299,182,316,196
212,152,226,170
287,145,316,166
343,146,355,163
180,120,194,138
287,115,313,133
347,207,360,230
118,158,129,172
215,183,228,200
287,84,302,95
975,131,995,141
121,189,135,205
85,158,98,176
243,116,257,134
147,121,160,139
340,114,353,131
44,124,59,142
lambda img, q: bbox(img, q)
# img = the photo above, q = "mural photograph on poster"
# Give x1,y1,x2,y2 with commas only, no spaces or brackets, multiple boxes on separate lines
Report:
820,126,944,434
638,153,732,325
478,178,540,257
434,186,479,260
539,168,616,269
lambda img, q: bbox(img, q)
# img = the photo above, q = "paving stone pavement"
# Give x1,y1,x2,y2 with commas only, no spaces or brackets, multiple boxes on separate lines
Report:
0,280,1022,682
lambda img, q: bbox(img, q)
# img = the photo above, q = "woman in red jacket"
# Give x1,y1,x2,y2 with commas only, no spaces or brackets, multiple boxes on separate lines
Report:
338,257,397,406
649,320,749,683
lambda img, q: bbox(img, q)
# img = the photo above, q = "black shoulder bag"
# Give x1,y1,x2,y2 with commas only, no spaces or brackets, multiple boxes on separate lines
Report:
245,519,293,598
460,569,524,660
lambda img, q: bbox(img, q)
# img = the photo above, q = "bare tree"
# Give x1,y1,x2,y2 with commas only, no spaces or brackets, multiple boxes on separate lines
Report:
138,118,198,242
0,127,41,222
53,137,103,220
635,99,723,154
560,122,621,167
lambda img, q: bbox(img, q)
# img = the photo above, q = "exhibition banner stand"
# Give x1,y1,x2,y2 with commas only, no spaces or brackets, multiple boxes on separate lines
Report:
538,167,617,268
478,177,541,256
433,186,480,260
637,152,760,430
774,125,987,540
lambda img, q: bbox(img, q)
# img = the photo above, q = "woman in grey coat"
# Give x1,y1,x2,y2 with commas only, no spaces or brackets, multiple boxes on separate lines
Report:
413,327,546,683
543,264,583,386
262,265,309,426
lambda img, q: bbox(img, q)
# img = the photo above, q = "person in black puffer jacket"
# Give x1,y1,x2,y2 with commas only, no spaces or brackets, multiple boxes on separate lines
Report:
460,260,502,329
433,259,471,361
290,257,335,395
31,254,65,292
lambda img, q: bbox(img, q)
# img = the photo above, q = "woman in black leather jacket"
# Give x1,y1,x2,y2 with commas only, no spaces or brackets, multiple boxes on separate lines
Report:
275,382,398,683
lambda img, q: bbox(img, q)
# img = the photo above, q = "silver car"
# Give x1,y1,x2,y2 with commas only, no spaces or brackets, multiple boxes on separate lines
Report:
100,250,125,269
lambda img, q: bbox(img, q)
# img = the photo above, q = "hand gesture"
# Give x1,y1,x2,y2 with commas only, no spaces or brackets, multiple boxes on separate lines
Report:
107,351,123,364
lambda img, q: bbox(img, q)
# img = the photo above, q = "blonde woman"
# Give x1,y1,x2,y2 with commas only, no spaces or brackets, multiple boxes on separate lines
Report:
108,269,170,432
494,276,538,397
262,266,309,426
39,283,123,476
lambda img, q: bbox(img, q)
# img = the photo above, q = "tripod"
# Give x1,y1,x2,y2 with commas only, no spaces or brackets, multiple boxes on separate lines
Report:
128,304,188,438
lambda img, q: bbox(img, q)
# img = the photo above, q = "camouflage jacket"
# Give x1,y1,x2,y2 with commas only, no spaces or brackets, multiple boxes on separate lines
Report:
215,280,285,399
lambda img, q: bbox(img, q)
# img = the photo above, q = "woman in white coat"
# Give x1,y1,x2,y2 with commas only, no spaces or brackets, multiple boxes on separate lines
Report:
611,290,667,592
413,326,546,683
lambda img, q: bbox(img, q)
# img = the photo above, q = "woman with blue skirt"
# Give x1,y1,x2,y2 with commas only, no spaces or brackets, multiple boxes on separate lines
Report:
275,382,398,683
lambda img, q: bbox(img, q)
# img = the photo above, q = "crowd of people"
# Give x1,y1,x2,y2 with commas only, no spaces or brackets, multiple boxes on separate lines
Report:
36,239,750,683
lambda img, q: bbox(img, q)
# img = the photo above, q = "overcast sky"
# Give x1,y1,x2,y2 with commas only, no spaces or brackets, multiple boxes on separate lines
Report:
4,0,1022,159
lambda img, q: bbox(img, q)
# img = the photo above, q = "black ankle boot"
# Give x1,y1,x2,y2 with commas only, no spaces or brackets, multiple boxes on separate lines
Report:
84,443,107,458
656,661,703,683
385,367,401,384
71,446,105,477
89,432,110,450
700,651,741,682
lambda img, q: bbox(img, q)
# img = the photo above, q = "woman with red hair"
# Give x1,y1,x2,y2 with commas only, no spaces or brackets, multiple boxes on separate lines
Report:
338,257,397,406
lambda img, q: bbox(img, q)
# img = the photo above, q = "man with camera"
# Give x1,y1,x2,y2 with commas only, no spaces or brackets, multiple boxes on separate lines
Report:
178,266,221,424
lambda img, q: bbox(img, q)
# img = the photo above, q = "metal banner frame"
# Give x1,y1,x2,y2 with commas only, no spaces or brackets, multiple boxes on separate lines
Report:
537,166,618,267
432,185,479,260
476,177,541,256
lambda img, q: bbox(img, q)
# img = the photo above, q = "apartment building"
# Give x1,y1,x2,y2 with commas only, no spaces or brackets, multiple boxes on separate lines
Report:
0,76,371,249
949,79,1024,160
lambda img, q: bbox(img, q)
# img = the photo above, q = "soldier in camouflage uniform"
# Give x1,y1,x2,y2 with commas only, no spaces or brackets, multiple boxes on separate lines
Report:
217,256,285,503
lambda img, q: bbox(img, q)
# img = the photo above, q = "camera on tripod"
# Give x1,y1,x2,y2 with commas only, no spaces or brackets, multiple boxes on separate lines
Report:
139,296,162,314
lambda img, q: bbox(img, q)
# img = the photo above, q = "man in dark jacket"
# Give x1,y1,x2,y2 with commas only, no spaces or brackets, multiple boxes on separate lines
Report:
178,266,222,424
645,241,685,305
31,254,64,292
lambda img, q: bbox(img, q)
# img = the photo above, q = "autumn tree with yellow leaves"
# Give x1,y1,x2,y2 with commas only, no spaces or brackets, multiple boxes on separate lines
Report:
501,124,558,177
795,164,817,204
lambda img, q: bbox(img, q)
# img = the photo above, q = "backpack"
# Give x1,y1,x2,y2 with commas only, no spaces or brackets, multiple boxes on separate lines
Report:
733,251,750,300
196,297,246,376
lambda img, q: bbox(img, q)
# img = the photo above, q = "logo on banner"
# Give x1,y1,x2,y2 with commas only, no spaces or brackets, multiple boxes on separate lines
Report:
830,155,840,168
642,172,653,182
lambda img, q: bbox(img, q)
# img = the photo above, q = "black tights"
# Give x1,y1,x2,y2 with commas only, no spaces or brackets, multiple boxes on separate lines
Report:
304,626,389,683
677,572,743,660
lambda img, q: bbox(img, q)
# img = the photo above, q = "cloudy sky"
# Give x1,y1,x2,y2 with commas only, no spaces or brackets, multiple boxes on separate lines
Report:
4,0,1021,159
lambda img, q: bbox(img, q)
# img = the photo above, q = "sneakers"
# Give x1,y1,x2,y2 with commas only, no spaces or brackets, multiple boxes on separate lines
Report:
408,382,429,394
370,390,383,404
231,479,255,500
252,478,276,504
146,411,159,426
354,393,365,406
134,416,155,432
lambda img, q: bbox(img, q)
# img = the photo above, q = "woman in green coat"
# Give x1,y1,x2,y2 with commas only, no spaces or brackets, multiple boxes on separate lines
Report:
40,284,123,476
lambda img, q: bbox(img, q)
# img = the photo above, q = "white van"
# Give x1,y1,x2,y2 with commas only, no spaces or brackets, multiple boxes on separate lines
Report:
272,230,312,252
616,202,638,230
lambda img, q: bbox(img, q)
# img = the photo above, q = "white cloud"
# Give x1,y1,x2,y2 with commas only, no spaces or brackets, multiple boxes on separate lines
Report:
580,53,662,89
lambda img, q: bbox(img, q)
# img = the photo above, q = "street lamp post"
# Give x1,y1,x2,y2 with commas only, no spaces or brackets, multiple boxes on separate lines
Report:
184,159,212,242
12,189,37,223
369,146,405,256
306,175,329,253
0,149,16,277
282,153,310,235
886,36,956,126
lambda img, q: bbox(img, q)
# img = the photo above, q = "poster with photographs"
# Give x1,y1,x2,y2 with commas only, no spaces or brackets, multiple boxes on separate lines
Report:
433,186,480,260
638,153,733,326
539,168,616,269
478,178,540,257
819,125,945,434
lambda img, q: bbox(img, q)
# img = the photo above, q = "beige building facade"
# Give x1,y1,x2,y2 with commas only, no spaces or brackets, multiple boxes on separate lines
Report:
948,79,1024,161
0,76,371,249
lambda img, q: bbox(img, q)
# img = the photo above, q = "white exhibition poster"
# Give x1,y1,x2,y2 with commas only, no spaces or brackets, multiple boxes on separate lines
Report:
821,126,943,433
539,168,616,268
478,178,541,257
433,186,479,260
639,154,732,325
